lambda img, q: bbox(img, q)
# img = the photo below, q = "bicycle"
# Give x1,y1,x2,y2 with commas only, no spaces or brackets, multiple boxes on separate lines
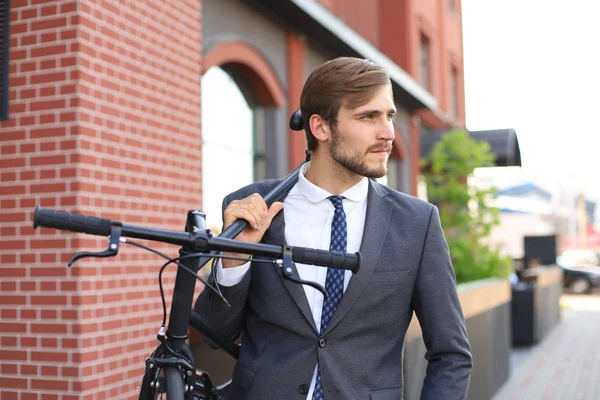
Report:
32,124,361,399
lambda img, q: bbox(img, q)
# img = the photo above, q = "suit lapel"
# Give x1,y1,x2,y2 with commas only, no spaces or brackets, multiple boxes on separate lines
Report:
262,208,318,333
322,180,392,335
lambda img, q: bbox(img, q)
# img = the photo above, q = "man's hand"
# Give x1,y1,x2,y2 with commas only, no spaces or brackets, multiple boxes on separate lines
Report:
222,193,284,268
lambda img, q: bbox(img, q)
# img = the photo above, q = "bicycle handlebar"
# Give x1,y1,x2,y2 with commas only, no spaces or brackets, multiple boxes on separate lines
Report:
33,206,361,273
34,206,112,236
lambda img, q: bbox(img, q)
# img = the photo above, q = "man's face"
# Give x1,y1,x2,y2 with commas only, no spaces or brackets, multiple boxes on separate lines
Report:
329,85,396,179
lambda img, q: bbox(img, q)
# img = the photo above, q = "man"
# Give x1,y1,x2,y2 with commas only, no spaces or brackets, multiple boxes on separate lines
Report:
195,57,472,399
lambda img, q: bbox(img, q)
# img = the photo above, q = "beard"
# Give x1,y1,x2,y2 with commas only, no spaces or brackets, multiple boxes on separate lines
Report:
329,125,389,179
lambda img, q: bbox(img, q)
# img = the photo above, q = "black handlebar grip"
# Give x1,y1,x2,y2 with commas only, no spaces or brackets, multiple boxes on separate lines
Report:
292,247,361,274
33,206,113,236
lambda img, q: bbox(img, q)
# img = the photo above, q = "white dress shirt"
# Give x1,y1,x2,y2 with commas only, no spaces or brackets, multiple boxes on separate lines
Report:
216,162,369,398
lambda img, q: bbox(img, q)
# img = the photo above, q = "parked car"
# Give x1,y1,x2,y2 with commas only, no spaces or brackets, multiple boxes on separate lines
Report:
557,249,600,294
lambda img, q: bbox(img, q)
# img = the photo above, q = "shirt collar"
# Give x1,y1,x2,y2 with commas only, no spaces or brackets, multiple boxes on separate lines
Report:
296,162,369,204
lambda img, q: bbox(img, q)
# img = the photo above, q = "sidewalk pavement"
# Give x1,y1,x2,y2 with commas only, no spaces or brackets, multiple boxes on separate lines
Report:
493,294,600,400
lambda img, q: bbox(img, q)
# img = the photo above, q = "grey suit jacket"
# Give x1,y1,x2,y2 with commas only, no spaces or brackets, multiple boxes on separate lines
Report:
194,179,472,400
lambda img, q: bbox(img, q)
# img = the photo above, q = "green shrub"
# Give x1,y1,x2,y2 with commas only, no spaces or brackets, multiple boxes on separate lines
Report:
420,130,511,283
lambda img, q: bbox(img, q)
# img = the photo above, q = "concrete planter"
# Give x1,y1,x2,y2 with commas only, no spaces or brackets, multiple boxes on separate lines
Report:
404,278,512,400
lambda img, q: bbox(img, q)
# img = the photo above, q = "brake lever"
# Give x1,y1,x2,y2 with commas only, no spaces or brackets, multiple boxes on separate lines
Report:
67,225,122,266
279,246,327,299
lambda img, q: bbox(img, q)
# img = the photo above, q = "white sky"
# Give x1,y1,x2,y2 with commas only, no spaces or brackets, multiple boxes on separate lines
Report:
462,0,600,201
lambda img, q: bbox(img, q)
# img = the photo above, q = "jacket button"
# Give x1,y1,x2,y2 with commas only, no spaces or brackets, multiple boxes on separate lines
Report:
318,338,327,348
299,384,309,394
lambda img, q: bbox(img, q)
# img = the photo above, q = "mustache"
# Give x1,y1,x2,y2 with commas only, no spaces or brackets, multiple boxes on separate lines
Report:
366,143,393,153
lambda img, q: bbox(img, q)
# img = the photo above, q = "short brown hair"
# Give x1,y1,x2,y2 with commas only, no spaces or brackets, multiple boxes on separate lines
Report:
300,57,391,151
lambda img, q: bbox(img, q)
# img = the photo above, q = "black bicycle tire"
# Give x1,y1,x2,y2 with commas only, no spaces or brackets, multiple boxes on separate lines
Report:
164,366,185,400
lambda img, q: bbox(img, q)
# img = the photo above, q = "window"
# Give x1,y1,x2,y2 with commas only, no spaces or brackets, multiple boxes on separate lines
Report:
201,66,257,231
0,0,9,120
449,66,458,118
419,35,430,91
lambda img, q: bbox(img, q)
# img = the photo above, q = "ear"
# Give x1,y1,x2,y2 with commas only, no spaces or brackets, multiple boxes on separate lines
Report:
308,114,331,144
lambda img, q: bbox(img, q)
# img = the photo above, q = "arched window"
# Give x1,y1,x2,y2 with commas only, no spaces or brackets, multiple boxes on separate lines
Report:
200,42,287,232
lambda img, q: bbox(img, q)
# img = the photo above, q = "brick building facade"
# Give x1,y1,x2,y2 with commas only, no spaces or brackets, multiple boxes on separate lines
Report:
1,1,201,398
0,0,465,398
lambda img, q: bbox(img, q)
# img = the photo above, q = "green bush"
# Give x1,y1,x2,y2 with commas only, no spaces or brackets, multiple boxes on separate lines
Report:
420,130,511,284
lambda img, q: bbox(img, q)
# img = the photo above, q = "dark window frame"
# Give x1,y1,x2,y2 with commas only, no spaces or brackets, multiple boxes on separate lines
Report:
419,33,431,91
0,0,10,121
449,65,459,118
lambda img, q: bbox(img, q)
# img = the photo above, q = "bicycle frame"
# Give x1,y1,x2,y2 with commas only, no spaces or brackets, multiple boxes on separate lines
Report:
139,160,308,399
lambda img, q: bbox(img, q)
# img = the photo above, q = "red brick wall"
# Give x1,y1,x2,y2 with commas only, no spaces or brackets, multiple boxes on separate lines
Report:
410,0,466,126
0,1,202,399
379,0,466,127
380,0,414,74
444,0,466,124
319,0,380,46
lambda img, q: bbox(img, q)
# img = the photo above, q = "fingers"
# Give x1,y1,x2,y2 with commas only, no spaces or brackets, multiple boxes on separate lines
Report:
253,202,284,234
265,202,284,226
224,193,268,230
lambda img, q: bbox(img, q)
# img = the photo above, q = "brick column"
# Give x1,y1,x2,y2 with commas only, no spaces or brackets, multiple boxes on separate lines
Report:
0,1,202,399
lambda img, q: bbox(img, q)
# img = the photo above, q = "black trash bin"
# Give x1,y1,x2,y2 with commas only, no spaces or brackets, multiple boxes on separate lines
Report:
511,281,537,345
